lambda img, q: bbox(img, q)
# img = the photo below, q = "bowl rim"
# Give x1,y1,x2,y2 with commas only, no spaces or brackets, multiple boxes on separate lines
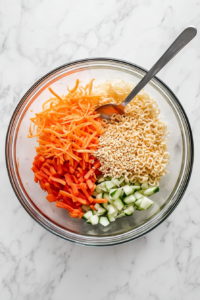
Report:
5,57,194,246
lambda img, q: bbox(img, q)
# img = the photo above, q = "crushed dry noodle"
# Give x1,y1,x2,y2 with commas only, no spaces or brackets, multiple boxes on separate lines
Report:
92,79,170,185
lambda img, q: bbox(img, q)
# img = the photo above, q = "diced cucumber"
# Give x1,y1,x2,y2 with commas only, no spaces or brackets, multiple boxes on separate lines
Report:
97,207,107,215
110,188,117,197
135,206,144,211
112,208,119,217
143,186,159,196
131,185,141,191
109,188,122,200
87,215,99,225
107,213,115,222
122,185,135,196
102,203,108,210
135,198,143,207
96,193,103,199
107,204,116,215
111,178,121,187
137,190,145,195
120,189,125,197
102,193,110,201
134,191,144,200
124,205,134,216
95,186,102,193
93,203,107,215
83,210,93,220
140,197,154,210
116,212,125,218
114,198,124,210
123,194,136,204
81,205,90,212
84,178,157,226
141,182,149,190
97,175,104,183
99,216,110,226
98,182,107,192
118,178,125,185
94,203,101,210
105,181,116,191
91,209,98,215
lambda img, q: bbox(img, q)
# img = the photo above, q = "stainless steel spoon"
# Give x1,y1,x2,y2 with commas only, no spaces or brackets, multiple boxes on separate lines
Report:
96,26,197,119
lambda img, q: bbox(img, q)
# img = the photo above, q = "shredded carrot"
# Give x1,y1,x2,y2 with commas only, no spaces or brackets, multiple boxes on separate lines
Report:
84,169,95,180
50,176,66,186
46,194,57,203
41,167,51,176
50,166,57,175
64,173,73,186
72,196,88,205
34,176,38,183
86,179,94,190
39,156,45,162
44,182,52,194
93,198,108,203
31,165,39,173
79,183,93,203
71,183,79,196
29,79,106,219
56,201,75,213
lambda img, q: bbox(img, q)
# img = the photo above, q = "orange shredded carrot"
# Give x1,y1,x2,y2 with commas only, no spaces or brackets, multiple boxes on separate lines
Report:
71,183,79,196
48,87,63,101
34,176,38,183
59,190,73,198
64,173,73,186
39,156,45,162
93,198,108,203
44,182,52,194
72,196,88,205
29,79,106,219
41,167,51,176
84,169,95,180
46,194,56,203
50,176,66,186
31,165,39,173
86,179,94,190
50,166,57,175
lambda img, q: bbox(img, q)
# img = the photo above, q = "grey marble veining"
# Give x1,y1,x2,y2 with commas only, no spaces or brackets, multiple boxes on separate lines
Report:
0,0,200,299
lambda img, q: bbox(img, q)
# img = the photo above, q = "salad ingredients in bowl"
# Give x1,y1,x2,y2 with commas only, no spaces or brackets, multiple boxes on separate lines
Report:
6,58,193,246
28,78,169,227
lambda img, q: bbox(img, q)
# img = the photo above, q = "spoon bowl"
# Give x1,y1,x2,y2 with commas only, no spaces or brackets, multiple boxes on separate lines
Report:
95,103,125,120
96,26,197,120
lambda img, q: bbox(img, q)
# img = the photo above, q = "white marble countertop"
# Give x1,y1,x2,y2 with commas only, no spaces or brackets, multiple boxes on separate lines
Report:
1,0,200,299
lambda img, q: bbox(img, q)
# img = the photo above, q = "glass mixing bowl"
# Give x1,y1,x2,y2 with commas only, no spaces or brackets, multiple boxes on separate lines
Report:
5,58,194,246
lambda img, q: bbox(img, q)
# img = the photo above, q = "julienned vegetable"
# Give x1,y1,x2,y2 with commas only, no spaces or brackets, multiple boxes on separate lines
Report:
82,176,159,226
30,80,109,219
31,153,108,219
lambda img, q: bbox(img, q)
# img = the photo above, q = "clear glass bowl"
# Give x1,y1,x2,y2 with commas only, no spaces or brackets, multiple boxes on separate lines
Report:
5,58,193,246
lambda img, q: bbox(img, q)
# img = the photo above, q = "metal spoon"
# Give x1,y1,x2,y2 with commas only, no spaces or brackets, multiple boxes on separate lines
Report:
96,26,197,120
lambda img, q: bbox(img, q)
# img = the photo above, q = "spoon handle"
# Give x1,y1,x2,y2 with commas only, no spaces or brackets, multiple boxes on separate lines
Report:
122,26,197,107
